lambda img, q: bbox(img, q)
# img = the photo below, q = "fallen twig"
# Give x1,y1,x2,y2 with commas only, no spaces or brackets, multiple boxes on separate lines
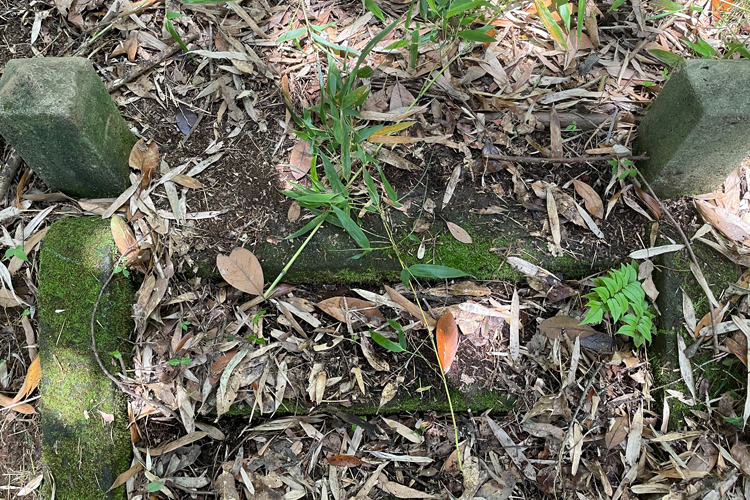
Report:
633,168,719,356
106,32,199,93
0,150,22,204
482,153,648,164
90,268,186,429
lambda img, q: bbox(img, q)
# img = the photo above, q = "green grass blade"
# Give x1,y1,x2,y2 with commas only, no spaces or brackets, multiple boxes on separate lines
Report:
332,206,371,250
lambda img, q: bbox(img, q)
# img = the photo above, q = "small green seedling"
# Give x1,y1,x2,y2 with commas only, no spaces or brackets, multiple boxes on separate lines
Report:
4,245,27,262
565,121,578,132
180,320,191,331
608,159,637,181
109,350,122,359
113,265,130,277
248,334,266,345
165,12,195,62
147,482,163,493
253,310,266,324
168,357,192,366
581,262,656,348
370,319,408,353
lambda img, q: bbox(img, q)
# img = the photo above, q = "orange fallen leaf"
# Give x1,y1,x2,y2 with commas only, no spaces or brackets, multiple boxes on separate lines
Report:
436,312,458,373
327,455,363,467
111,215,139,265
0,393,36,414
635,186,661,218
12,356,41,404
573,179,604,219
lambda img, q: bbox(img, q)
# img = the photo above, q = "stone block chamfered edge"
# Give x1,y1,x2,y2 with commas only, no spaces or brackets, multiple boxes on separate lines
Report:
635,60,750,199
38,217,134,500
0,57,136,198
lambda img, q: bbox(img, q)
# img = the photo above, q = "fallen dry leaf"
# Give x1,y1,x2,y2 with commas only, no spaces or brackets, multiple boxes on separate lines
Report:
446,221,472,244
128,139,159,189
0,393,36,414
12,356,40,404
217,248,264,296
436,311,458,373
316,297,385,326
605,415,628,450
327,455,363,467
110,215,139,265
573,179,604,219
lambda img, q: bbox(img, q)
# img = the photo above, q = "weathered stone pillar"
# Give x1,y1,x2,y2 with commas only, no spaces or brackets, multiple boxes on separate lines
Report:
0,57,136,198
635,59,750,199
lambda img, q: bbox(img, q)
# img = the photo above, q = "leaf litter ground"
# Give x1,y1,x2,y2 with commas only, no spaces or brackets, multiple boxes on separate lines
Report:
1,0,750,498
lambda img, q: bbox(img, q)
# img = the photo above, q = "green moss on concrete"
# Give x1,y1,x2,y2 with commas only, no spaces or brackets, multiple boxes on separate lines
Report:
39,217,134,499
651,229,739,429
41,348,130,498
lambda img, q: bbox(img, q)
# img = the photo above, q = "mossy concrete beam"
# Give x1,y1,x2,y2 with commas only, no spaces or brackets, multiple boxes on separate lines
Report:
38,217,134,500
244,184,633,284
651,227,739,429
0,57,136,198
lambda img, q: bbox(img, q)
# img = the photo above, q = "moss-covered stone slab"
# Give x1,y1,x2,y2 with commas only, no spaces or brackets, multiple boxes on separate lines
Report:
651,227,740,429
39,217,134,499
634,59,750,199
0,57,136,198
241,184,634,284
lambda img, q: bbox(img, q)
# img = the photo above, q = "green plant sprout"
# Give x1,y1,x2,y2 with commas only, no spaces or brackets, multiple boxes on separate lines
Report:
248,334,266,345
580,262,656,348
113,265,130,277
180,320,191,331
608,158,637,181
565,121,578,131
109,350,122,359
165,12,195,62
4,245,27,261
167,357,192,366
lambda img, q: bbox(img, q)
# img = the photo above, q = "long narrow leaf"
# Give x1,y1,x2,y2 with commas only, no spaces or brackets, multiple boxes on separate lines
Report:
407,264,472,280
576,0,585,42
332,206,370,250
533,0,568,49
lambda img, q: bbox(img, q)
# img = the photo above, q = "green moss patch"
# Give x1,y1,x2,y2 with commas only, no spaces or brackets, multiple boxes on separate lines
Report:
39,217,134,499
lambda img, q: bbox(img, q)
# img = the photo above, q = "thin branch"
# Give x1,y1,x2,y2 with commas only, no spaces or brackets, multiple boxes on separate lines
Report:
90,268,185,428
106,32,199,93
482,153,648,164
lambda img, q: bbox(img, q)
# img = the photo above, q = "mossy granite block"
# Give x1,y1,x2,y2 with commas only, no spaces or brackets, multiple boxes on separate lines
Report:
0,57,136,198
38,217,134,500
634,59,750,199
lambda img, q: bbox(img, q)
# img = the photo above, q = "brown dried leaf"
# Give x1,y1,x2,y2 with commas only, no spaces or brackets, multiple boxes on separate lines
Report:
390,82,416,111
605,416,628,450
217,248,264,296
287,140,313,180
731,443,750,477
111,215,139,265
316,297,385,326
327,455,363,468
171,174,203,189
695,198,750,244
446,221,472,244
384,285,435,328
539,315,599,340
573,179,604,219
549,105,562,158
128,139,159,189
635,186,661,218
